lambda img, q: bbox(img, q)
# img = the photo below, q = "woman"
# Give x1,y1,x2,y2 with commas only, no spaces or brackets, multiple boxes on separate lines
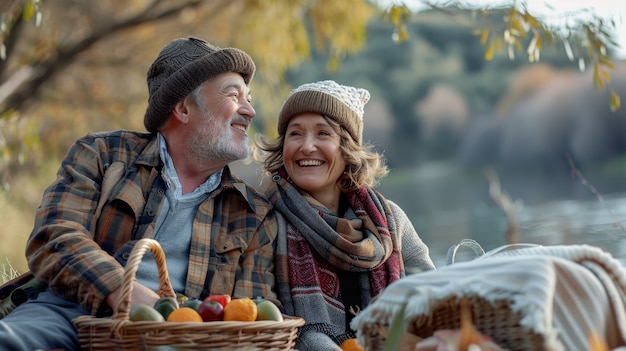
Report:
256,80,436,350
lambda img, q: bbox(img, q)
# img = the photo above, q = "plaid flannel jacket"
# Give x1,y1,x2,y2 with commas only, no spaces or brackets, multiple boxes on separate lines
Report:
25,130,277,315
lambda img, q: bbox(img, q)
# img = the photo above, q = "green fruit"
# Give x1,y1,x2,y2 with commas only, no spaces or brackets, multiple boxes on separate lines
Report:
129,304,165,322
176,293,189,305
181,298,202,311
255,300,283,322
154,297,179,320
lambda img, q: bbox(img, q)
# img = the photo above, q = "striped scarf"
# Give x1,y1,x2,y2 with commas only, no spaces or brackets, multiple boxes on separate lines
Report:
268,172,403,345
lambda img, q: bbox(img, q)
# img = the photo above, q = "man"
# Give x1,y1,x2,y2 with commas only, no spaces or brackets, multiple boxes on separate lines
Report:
0,36,277,351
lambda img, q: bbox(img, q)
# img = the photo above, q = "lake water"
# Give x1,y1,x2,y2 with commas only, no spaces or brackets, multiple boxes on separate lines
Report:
232,158,626,266
376,160,626,267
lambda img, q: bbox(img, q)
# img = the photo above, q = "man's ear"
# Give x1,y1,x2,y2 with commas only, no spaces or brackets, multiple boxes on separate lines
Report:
172,98,191,124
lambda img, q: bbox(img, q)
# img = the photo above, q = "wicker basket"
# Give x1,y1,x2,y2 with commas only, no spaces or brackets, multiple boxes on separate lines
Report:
358,295,545,351
354,244,626,351
73,238,304,351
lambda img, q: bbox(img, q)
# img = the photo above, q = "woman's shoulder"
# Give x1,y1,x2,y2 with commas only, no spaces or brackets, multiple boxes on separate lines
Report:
383,198,408,219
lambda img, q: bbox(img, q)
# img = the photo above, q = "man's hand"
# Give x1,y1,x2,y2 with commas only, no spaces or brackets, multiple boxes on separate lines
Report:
106,280,161,310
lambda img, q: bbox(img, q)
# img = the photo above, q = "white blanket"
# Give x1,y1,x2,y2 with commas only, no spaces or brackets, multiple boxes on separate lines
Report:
351,244,626,351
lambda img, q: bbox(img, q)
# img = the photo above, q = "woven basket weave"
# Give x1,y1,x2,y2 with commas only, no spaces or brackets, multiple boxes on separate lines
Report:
358,295,545,351
72,238,304,350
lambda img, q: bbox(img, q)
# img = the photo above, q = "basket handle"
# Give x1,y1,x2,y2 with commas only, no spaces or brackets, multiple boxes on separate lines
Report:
112,238,176,321
446,239,486,265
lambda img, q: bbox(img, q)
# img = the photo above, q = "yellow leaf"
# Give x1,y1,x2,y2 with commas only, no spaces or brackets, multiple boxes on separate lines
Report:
599,56,615,69
510,16,528,39
479,30,489,46
610,92,621,112
389,5,404,26
601,69,611,83
23,0,36,21
484,41,494,61
398,25,409,42
524,12,540,29
593,64,605,90
391,24,409,43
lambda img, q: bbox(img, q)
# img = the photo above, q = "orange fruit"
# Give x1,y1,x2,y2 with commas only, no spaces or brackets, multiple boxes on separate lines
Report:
166,307,203,322
223,297,258,322
340,338,363,351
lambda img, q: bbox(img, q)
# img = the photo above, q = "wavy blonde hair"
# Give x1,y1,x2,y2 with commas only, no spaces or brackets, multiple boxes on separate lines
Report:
253,115,388,192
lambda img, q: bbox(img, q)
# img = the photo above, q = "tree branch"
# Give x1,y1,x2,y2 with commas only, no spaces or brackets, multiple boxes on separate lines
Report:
0,0,203,116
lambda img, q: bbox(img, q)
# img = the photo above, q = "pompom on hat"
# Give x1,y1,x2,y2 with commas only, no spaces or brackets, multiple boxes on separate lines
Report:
144,36,256,132
278,80,370,144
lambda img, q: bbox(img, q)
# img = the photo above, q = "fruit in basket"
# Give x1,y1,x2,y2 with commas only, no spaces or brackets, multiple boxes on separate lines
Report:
175,293,189,305
340,338,363,351
166,306,203,322
197,300,224,321
252,296,265,305
181,298,203,311
203,294,231,308
223,297,257,322
255,300,283,322
129,304,165,322
153,296,179,320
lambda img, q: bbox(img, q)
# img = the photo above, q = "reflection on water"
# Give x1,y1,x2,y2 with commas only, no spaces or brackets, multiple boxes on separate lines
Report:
379,161,626,267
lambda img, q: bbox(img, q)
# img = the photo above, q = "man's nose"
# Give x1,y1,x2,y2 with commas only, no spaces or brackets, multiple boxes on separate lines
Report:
240,99,256,118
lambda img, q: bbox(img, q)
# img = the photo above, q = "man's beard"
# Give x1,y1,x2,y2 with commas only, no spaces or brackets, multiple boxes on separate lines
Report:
188,123,250,164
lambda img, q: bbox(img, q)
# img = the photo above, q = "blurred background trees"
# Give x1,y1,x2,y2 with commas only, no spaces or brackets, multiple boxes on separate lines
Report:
2,0,626,270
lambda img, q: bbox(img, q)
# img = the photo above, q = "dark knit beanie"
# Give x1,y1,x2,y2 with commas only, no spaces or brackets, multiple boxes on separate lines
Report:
278,80,370,144
144,36,256,132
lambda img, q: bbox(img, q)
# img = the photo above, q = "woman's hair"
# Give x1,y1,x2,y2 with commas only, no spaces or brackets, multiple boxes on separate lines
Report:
253,115,388,191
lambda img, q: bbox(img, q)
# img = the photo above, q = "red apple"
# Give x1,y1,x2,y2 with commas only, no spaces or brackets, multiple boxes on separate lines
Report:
197,300,224,322
203,294,231,308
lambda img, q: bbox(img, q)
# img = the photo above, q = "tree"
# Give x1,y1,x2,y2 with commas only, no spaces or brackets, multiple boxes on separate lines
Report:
0,0,620,190
0,0,374,189
386,2,621,111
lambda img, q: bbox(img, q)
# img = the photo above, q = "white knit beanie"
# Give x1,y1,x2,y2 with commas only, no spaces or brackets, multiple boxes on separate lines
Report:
278,80,370,144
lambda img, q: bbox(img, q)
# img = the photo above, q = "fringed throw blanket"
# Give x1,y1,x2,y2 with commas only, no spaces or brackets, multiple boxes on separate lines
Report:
351,244,626,351
268,172,403,345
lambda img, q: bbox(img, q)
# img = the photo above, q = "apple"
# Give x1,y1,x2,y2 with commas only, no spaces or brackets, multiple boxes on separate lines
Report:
203,294,231,308
153,296,179,320
197,300,224,322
